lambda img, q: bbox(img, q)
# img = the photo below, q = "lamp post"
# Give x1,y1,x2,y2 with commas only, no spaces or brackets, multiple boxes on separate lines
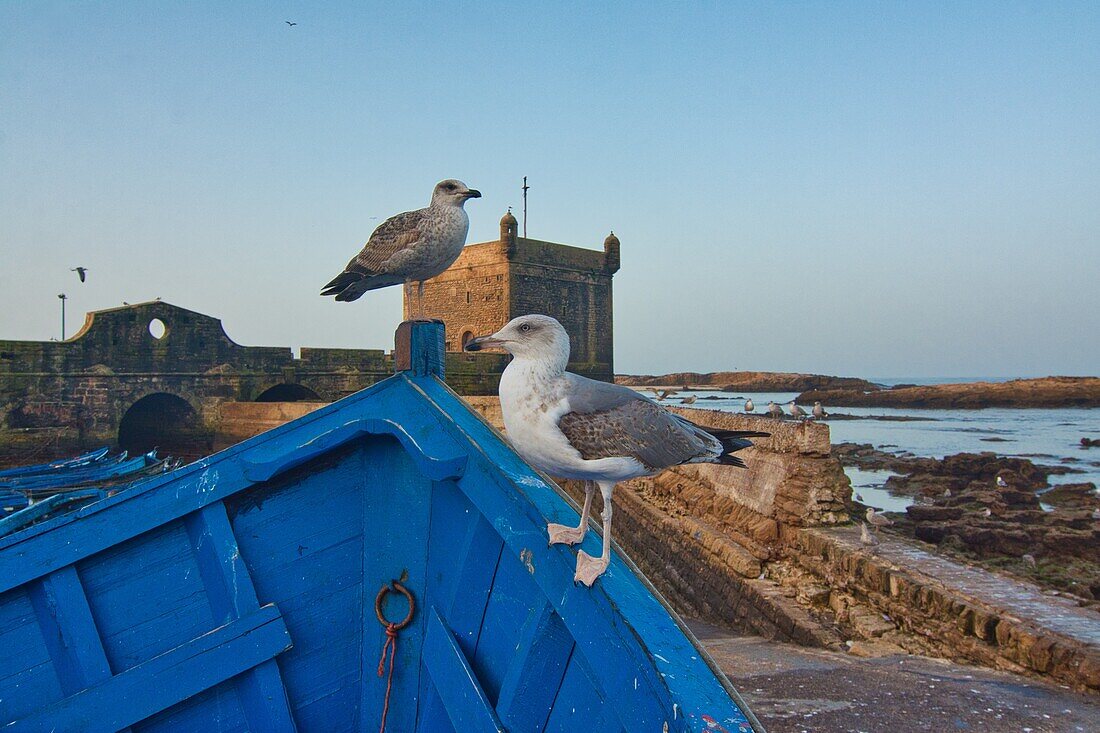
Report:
58,293,67,341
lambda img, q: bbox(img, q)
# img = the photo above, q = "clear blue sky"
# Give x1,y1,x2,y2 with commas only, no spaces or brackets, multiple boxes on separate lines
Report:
2,2,1097,378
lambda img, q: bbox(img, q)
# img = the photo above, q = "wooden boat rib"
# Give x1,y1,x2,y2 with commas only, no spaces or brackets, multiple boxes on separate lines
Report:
0,322,760,733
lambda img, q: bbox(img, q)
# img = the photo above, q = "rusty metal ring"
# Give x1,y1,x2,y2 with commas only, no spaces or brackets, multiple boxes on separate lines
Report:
375,581,415,630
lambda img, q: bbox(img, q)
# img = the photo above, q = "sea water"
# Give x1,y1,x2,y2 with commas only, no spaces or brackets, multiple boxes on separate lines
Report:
655,384,1100,512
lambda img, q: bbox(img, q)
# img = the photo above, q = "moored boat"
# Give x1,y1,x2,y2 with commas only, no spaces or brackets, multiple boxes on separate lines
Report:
0,322,761,732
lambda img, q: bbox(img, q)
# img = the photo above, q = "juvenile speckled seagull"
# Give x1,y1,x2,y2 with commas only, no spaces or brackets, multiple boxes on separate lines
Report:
466,315,767,586
787,400,808,419
812,401,827,419
320,179,481,316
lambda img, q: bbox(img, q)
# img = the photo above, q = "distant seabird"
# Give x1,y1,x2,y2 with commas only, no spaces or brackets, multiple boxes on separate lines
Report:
996,475,1008,488
681,395,697,405
788,401,808,419
854,493,864,502
285,20,297,26
866,507,893,530
655,389,676,401
1022,553,1037,568
321,179,481,317
980,507,993,518
466,315,767,586
767,401,783,419
744,399,754,413
71,267,88,283
812,401,827,419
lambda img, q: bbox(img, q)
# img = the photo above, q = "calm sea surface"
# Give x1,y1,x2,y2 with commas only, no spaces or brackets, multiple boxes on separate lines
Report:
652,380,1100,513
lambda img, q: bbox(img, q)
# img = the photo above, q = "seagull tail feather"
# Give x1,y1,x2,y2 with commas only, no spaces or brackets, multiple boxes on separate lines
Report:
703,428,769,468
320,271,363,297
321,271,403,301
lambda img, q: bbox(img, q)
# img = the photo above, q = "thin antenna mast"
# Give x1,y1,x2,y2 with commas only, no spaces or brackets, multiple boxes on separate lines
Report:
521,176,530,239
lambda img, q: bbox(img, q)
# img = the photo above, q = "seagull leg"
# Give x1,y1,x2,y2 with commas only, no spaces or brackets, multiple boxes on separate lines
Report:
548,481,593,546
416,280,425,320
575,481,614,587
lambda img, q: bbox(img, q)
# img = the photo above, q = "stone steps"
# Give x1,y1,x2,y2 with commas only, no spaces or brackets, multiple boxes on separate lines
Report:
791,525,1100,692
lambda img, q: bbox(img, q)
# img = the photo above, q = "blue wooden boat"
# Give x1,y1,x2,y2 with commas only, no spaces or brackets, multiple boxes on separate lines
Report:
0,322,760,733
0,451,160,492
0,447,111,480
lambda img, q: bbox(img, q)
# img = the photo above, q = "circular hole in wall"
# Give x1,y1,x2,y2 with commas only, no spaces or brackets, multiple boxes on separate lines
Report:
148,318,167,340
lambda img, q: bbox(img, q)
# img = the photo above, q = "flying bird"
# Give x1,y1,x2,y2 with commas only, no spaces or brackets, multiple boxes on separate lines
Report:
681,395,697,405
812,401,828,419
655,389,676,401
321,179,481,317
71,267,88,283
767,401,783,419
285,20,297,26
866,507,893,530
788,401,808,419
466,315,767,586
744,399,754,413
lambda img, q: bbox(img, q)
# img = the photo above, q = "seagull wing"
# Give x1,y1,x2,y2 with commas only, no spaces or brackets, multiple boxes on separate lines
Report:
558,375,765,471
320,209,426,301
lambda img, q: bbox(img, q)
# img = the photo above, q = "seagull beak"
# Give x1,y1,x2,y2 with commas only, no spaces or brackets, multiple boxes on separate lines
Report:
464,334,504,352
465,189,482,199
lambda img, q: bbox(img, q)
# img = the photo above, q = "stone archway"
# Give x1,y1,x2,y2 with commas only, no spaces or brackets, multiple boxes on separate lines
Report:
117,393,211,461
254,383,322,402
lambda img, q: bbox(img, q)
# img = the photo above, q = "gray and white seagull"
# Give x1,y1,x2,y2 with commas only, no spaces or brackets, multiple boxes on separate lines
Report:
321,179,481,317
466,315,767,586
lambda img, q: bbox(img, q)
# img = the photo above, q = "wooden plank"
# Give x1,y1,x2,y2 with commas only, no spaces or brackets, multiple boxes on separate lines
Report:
6,604,291,733
26,565,113,695
470,544,542,704
227,455,366,733
359,436,434,733
542,653,620,733
495,601,575,731
184,503,298,732
422,608,505,733
434,482,504,658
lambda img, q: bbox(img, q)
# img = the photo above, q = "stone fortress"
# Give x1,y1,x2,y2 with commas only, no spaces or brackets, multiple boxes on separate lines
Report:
404,210,620,381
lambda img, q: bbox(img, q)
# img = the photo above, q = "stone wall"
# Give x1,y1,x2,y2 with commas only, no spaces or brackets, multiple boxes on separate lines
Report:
407,217,618,380
0,301,511,464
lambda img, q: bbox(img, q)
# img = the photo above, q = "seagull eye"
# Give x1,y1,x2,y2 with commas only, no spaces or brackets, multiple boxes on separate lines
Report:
519,324,531,333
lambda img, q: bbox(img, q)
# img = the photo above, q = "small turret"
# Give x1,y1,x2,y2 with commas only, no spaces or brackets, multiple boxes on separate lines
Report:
500,208,518,258
603,231,620,274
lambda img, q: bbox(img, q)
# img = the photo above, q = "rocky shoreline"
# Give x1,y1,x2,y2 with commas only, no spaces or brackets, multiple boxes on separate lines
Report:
834,442,1100,602
800,375,1100,409
617,372,1100,408
615,370,879,392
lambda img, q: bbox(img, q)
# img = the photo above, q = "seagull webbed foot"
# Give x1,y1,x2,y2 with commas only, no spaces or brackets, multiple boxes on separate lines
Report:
547,522,586,546
574,550,609,587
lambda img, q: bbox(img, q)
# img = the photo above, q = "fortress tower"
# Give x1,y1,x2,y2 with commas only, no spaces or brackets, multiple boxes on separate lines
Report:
403,211,620,381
